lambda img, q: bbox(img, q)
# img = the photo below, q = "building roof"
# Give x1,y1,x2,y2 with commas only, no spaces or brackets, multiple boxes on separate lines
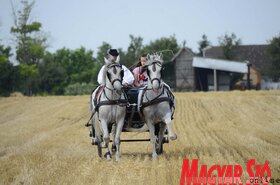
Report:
171,47,194,61
204,45,269,71
193,57,248,73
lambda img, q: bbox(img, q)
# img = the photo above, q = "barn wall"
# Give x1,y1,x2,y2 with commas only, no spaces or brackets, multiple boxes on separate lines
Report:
175,50,194,91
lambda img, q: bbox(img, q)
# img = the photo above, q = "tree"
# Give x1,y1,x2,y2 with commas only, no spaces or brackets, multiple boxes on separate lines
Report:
198,34,211,56
96,42,112,64
11,0,47,65
10,0,47,95
265,33,280,81
142,35,180,88
68,47,96,84
218,33,241,60
47,47,97,92
0,44,15,96
38,52,66,94
18,64,38,95
122,35,143,67
218,33,243,89
142,35,180,63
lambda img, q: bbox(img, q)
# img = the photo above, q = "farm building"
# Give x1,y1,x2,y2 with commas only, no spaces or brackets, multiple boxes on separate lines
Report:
169,45,269,91
193,57,247,91
170,47,195,91
205,45,268,90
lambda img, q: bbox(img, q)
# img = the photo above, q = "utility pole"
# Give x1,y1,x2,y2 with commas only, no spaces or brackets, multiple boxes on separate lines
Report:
245,60,252,90
214,69,218,91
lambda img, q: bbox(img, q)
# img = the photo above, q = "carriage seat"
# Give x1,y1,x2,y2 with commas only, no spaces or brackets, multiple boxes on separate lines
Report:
123,87,145,129
123,87,140,112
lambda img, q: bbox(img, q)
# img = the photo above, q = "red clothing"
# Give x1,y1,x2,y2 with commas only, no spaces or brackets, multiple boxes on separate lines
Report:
133,66,148,87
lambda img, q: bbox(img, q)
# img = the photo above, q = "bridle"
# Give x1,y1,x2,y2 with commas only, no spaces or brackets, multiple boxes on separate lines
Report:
106,63,124,88
98,63,127,107
146,61,163,88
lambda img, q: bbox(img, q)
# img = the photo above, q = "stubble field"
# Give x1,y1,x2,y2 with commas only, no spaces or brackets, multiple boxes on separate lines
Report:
0,90,280,185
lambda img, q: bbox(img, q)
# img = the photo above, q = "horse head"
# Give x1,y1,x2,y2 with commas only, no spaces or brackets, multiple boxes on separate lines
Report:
104,56,124,91
146,53,164,91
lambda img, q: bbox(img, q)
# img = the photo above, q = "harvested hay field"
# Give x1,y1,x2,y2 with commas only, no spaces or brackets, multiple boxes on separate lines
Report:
0,91,280,185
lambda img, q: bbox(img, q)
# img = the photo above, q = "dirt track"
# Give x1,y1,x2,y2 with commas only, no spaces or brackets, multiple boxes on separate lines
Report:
0,91,280,185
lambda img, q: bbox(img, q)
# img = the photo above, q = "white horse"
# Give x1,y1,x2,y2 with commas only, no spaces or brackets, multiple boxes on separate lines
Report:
139,53,177,158
91,57,127,161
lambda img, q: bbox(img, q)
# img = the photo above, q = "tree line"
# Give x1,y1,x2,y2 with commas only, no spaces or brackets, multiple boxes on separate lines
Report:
0,0,279,96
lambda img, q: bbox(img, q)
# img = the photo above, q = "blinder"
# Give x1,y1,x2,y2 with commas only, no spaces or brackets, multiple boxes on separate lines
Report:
147,61,163,87
147,62,162,78
120,68,124,79
106,63,124,86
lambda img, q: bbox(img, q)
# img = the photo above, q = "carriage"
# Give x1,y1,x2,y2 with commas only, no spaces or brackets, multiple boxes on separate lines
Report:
86,53,176,160
88,87,171,158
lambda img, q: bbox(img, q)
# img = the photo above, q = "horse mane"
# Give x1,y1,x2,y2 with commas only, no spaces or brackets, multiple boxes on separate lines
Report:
100,66,107,85
147,53,163,64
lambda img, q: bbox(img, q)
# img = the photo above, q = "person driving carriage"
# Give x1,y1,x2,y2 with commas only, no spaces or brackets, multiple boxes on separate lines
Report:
97,49,134,86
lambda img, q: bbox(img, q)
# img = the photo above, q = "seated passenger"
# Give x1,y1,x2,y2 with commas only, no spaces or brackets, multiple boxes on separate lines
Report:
132,54,149,87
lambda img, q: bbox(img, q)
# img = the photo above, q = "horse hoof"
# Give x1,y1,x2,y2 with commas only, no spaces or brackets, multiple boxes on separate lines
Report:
152,153,158,159
111,145,117,153
104,152,112,160
101,142,108,148
170,134,177,140
115,155,121,161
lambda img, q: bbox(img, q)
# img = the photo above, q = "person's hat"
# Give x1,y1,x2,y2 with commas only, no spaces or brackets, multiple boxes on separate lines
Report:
107,49,119,57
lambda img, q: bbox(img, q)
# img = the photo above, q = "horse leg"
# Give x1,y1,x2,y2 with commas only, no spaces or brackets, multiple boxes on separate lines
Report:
104,147,112,160
157,122,166,154
99,120,111,160
164,113,177,140
114,119,124,161
146,121,158,159
111,123,117,153
93,115,100,143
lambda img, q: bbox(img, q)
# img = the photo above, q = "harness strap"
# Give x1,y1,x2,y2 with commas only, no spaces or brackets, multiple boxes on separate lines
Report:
85,86,104,127
85,109,96,127
141,97,171,110
95,99,128,111
93,85,105,108
139,84,175,120
93,86,128,112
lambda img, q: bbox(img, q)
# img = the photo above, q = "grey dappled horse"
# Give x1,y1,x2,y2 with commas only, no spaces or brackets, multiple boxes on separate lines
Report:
91,56,126,161
140,53,177,158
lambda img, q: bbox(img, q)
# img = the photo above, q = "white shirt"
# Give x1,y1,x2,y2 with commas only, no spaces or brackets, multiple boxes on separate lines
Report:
97,65,134,85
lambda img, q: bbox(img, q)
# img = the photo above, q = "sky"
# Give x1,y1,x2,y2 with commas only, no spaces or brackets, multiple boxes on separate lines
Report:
0,0,280,56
